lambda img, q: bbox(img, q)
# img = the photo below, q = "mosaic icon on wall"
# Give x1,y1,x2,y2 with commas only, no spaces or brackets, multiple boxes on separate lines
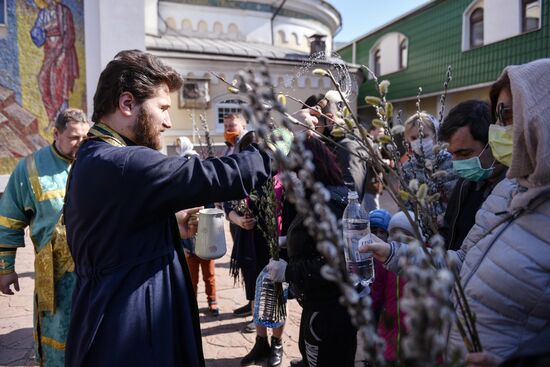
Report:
31,0,80,129
0,0,86,175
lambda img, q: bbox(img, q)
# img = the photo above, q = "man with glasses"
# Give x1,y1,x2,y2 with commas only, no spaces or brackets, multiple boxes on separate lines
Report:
438,100,507,250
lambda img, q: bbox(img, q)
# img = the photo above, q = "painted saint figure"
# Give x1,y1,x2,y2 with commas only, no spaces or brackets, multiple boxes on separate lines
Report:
31,0,79,128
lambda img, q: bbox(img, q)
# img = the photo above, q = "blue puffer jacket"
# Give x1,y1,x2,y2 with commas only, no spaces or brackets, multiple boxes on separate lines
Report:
387,179,550,359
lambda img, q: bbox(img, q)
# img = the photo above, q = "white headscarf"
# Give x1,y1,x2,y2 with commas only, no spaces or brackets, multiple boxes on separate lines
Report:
388,211,425,242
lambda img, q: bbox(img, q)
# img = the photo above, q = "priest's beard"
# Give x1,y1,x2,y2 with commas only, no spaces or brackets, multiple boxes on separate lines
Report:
133,107,161,150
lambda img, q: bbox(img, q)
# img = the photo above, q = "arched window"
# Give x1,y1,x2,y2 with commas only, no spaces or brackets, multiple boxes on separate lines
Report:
197,20,208,33
213,21,223,34
369,32,408,77
291,32,299,46
399,39,408,70
374,49,381,76
469,8,483,48
182,19,192,31
165,17,177,30
228,23,239,34
522,0,541,33
216,99,246,126
277,30,287,44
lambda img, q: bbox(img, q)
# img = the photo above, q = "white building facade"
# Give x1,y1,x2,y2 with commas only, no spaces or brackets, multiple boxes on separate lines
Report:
143,0,354,155
82,0,350,155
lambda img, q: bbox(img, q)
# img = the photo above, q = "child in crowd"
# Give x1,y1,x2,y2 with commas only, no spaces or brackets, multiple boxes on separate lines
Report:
176,208,220,316
371,210,422,366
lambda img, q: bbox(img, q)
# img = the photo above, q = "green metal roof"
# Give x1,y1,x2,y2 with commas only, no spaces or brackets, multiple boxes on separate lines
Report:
338,0,550,105
337,45,353,63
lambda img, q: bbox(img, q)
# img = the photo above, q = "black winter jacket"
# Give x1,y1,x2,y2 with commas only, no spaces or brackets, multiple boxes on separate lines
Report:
439,169,506,250
284,185,349,309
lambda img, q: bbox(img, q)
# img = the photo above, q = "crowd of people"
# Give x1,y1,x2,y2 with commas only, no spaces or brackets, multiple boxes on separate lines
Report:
0,49,548,367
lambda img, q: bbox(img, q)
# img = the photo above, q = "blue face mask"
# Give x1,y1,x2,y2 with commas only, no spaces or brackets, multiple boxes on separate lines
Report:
452,145,494,182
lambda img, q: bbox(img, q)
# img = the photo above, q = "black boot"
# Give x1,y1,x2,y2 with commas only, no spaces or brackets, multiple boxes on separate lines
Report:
268,336,283,367
290,359,305,367
240,336,270,366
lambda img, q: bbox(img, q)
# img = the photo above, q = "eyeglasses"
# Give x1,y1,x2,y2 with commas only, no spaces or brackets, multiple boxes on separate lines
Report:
496,103,513,125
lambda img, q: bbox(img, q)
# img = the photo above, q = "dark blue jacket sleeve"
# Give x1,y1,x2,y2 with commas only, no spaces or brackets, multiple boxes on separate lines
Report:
122,145,271,216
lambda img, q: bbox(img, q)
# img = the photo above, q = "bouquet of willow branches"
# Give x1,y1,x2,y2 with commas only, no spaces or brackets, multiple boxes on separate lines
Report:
250,177,287,323
250,177,281,261
230,197,253,219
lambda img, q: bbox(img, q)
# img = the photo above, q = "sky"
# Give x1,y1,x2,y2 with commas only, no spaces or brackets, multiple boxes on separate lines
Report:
333,0,430,44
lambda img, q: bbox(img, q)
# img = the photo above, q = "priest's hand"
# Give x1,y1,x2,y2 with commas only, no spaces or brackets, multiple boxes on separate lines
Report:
175,207,202,239
187,213,199,237
266,259,287,283
0,272,20,295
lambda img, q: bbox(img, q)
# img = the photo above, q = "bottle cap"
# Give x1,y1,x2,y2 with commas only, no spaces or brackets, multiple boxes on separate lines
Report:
347,191,359,200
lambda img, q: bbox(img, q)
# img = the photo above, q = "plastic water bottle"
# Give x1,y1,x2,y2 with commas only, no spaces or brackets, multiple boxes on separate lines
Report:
253,266,288,328
342,191,374,287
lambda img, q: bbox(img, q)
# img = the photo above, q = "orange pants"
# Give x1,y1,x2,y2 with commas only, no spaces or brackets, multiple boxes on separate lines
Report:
185,253,217,303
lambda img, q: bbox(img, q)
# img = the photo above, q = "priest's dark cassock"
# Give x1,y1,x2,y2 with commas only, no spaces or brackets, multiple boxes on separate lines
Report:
64,123,270,366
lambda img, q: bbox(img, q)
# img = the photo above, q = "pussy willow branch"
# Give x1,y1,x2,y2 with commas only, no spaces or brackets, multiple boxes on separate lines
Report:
199,114,215,158
438,66,452,125
191,112,206,157
352,67,432,241
255,179,280,261
361,66,401,166
452,267,482,351
361,67,441,242
228,58,480,360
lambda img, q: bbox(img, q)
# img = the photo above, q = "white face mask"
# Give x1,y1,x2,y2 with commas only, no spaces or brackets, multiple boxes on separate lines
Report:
410,137,434,157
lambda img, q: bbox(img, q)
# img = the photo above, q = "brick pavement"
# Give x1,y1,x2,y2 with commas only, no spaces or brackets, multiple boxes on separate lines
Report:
0,232,36,367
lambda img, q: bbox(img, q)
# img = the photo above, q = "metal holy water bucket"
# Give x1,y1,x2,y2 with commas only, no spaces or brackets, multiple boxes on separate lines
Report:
194,208,227,260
